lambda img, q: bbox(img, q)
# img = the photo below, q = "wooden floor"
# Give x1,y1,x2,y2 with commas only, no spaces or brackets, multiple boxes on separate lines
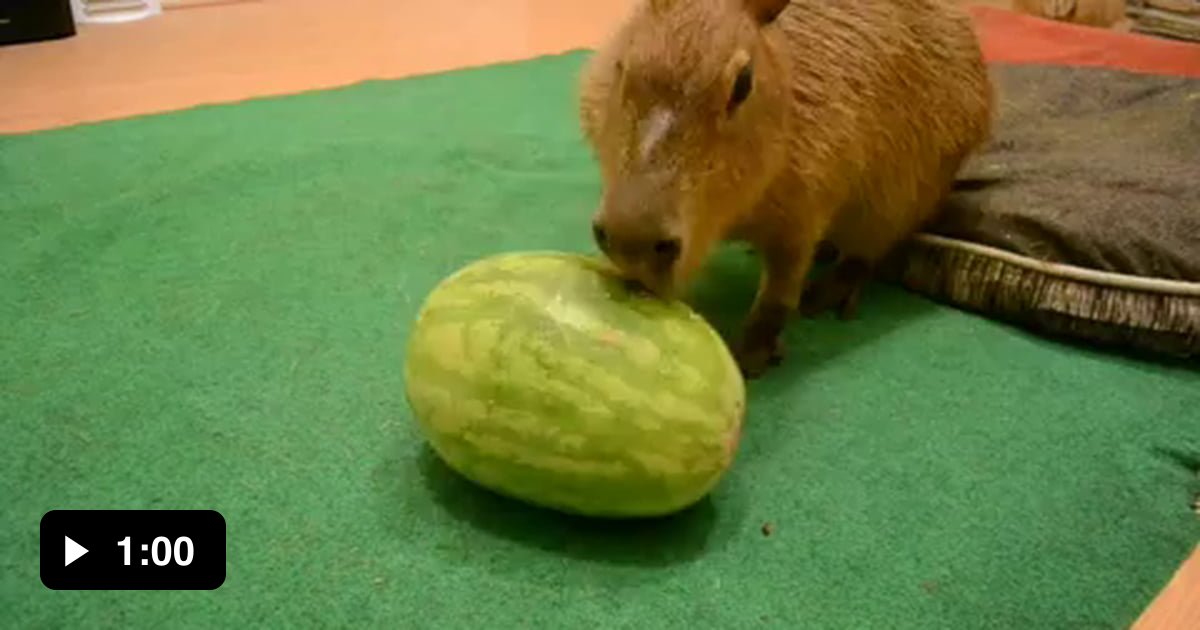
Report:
0,1,1195,626
0,0,642,133
0,0,1024,134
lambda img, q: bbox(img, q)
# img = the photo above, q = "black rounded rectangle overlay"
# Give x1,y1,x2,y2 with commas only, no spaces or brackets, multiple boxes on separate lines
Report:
40,509,226,591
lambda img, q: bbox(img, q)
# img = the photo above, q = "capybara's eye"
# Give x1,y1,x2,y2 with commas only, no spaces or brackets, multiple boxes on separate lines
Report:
728,62,754,112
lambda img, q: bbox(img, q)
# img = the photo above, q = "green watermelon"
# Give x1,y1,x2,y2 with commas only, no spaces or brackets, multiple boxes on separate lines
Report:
403,251,746,518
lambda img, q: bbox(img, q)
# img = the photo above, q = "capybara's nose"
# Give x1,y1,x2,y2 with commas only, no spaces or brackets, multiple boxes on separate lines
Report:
653,237,681,266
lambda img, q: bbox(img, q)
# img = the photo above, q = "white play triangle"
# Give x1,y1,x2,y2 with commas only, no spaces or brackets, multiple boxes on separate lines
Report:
64,536,88,567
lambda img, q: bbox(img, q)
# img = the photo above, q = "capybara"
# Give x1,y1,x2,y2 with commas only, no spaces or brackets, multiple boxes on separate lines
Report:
579,0,994,376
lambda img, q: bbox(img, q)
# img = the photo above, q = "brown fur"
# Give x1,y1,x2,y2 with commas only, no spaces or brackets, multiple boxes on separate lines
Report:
578,0,994,376
1012,0,1127,28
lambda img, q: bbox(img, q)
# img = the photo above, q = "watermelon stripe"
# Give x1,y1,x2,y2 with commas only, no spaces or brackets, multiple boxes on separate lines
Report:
407,339,733,467
418,286,735,399
404,252,745,518
422,283,698,355
427,413,728,511
409,318,735,439
433,253,704,332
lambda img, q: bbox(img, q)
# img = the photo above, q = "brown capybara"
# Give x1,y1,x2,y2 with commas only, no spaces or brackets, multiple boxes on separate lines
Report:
578,0,994,377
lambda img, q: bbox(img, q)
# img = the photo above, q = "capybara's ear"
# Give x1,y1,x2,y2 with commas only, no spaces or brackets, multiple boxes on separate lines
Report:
743,0,790,24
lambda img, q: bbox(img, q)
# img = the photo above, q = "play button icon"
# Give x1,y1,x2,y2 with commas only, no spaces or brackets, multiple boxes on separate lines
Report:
64,536,88,567
42,509,227,590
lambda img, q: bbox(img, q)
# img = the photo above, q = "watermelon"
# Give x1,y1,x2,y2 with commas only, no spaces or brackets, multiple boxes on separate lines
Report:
403,251,746,518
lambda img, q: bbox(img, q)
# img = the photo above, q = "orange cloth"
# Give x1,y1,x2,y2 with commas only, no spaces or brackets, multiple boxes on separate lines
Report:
970,6,1200,77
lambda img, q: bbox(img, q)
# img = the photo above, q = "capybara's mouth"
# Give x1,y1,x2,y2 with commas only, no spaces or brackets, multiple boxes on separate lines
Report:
623,277,652,295
623,277,675,300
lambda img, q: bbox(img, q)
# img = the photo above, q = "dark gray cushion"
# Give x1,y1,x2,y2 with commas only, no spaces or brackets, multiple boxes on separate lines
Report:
893,63,1200,358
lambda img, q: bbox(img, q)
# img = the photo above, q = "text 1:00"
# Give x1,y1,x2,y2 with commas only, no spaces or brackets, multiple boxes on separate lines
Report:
117,537,194,566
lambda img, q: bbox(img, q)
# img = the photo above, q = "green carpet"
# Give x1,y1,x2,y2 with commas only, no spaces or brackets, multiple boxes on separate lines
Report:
2,51,1197,629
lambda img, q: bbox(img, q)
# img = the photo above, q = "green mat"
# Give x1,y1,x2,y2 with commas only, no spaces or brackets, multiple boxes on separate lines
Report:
2,52,1197,628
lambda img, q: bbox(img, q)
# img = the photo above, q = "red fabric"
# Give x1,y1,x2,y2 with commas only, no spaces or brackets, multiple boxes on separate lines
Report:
967,6,1200,78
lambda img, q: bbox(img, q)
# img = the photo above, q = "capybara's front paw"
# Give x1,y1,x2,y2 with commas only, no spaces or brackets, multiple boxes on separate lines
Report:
735,304,789,378
734,333,785,379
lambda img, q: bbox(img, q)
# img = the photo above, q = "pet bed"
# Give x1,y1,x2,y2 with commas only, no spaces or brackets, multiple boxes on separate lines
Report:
892,34,1200,359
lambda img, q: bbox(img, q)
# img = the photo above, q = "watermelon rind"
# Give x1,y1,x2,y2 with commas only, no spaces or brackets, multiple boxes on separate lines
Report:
403,251,746,518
